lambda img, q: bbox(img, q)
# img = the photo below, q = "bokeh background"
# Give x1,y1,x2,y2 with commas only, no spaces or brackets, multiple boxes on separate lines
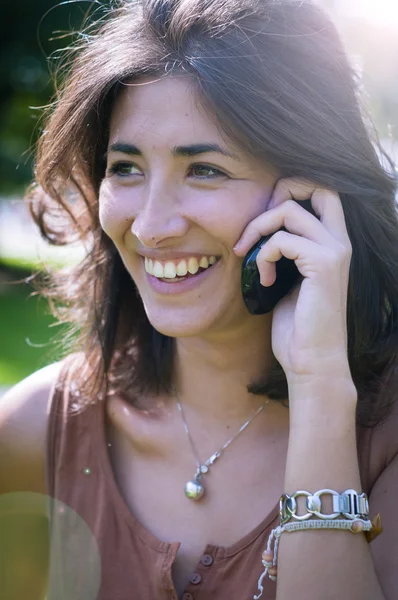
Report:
0,0,397,396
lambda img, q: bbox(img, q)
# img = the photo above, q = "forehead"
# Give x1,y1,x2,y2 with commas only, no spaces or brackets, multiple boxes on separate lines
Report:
109,75,227,146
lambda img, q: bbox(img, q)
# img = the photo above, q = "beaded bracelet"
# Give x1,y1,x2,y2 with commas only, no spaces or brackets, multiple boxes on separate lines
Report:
253,518,375,600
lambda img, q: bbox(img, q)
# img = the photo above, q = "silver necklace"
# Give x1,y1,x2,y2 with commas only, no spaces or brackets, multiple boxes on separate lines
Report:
174,386,266,501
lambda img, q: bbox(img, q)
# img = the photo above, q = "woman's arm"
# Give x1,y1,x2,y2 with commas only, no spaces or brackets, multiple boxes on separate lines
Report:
234,178,395,599
276,378,389,600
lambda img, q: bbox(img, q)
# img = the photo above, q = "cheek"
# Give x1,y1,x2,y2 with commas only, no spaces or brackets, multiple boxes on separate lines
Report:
98,183,131,239
190,189,268,246
202,209,243,245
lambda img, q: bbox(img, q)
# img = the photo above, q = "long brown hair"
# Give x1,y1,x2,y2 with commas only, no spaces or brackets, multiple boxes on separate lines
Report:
29,0,398,426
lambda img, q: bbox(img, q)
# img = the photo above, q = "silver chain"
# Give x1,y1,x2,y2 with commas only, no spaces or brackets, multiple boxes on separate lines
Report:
174,385,266,478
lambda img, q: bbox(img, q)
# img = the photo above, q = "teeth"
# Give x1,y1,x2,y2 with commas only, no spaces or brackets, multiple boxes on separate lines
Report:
164,262,177,278
176,260,188,276
199,256,209,269
187,257,199,275
153,261,164,278
144,255,217,278
145,257,154,275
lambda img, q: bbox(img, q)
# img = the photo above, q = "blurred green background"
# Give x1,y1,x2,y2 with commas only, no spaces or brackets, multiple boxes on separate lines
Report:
0,271,60,385
0,0,95,391
0,0,397,393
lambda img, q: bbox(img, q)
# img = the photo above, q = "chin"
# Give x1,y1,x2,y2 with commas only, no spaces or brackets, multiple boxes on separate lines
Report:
146,314,217,338
142,299,247,340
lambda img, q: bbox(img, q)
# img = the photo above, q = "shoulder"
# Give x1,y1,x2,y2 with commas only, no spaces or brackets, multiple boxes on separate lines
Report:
368,398,398,486
0,360,65,495
366,400,398,599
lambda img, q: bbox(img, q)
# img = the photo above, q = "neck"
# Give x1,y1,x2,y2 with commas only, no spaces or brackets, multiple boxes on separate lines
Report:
173,314,274,422
106,314,288,462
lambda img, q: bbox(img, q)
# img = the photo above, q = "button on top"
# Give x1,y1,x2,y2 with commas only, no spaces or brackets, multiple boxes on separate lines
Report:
190,573,202,584
182,594,193,600
200,554,214,566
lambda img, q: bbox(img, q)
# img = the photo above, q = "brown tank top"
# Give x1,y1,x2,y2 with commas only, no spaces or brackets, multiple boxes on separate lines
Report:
45,356,383,600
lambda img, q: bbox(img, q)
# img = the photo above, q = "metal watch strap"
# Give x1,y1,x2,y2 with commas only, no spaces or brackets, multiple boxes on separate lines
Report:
279,489,370,524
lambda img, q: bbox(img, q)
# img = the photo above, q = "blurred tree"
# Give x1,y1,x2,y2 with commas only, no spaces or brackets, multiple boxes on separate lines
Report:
0,1,104,195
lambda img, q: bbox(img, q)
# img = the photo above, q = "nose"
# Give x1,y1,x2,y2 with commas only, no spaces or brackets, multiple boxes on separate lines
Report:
131,185,190,247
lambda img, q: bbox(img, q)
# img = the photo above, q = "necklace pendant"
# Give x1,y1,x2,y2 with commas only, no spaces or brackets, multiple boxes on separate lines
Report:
184,475,205,501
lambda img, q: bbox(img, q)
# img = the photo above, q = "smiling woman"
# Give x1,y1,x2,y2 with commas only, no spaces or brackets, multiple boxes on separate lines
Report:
3,0,398,599
98,75,277,337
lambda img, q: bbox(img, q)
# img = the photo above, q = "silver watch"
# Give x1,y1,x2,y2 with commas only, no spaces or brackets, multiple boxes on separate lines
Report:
279,489,369,524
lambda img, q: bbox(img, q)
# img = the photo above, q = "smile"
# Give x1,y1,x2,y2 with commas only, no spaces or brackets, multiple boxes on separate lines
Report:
144,255,218,280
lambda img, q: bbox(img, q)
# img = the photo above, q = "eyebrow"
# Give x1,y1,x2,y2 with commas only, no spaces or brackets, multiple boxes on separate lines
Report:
107,142,239,160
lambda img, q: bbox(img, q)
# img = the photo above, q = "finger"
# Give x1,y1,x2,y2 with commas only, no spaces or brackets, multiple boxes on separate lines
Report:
255,230,332,286
269,178,351,247
234,199,335,256
268,178,320,207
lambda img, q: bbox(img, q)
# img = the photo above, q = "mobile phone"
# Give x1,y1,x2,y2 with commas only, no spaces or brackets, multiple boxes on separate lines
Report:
241,199,317,315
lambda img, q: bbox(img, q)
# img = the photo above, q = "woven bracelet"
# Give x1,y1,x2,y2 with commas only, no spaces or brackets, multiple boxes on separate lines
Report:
253,518,374,599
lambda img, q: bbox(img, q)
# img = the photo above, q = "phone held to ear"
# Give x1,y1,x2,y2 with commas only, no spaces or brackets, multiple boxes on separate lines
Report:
241,199,317,315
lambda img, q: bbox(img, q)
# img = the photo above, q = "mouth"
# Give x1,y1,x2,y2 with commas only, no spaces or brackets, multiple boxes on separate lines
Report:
144,254,220,283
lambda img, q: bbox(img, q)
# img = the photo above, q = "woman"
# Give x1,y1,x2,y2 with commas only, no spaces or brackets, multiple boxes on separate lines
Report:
1,0,398,598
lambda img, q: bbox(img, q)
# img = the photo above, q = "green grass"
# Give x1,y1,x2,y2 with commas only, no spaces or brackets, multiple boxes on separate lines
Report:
0,277,69,386
0,254,72,273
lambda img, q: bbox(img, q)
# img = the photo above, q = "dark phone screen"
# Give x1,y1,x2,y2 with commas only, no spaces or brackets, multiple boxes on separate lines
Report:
241,199,316,315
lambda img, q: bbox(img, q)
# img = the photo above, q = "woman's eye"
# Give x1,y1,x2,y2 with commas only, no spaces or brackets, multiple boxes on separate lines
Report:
107,162,141,177
106,162,227,179
189,164,227,179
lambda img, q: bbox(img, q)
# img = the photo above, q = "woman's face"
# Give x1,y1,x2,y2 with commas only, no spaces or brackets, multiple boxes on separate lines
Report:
99,75,278,338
